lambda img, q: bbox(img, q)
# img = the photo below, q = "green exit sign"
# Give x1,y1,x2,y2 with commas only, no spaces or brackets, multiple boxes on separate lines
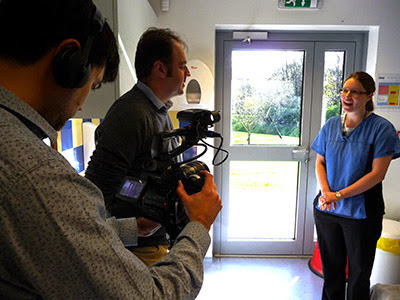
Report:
278,0,322,9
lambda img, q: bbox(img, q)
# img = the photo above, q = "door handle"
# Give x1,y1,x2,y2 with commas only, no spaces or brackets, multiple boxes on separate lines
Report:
292,148,309,164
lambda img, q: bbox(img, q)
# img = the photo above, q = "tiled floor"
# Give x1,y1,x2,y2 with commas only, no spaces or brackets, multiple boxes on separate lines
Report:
196,257,324,300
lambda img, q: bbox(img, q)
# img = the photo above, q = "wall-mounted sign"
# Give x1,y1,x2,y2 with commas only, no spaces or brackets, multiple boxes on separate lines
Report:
278,0,322,9
377,74,400,108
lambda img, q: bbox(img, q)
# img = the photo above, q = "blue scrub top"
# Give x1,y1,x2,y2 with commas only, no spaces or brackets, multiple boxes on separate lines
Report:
311,113,400,219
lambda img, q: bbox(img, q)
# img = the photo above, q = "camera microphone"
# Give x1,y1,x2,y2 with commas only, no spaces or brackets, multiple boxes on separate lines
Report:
206,131,221,138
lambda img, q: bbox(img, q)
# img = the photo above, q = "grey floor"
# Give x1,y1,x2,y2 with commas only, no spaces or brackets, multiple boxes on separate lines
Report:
196,257,324,300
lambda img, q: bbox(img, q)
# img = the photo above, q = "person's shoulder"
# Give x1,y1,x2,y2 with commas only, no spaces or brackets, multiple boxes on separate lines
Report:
369,112,389,122
108,86,153,115
0,119,69,195
321,115,341,130
118,85,145,101
99,88,153,128
368,113,395,129
326,115,341,123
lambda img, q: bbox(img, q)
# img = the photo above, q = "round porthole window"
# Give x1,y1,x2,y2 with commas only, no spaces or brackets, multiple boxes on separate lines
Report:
186,79,201,104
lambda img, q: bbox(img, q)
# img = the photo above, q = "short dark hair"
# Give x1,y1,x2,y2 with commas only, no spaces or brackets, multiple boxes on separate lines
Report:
135,27,187,81
0,0,119,83
346,71,376,112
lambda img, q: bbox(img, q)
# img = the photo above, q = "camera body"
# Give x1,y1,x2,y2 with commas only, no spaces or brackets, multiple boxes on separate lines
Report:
116,109,220,243
117,160,209,241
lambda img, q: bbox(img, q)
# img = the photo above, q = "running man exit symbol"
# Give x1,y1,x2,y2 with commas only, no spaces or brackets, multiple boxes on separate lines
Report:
282,0,320,8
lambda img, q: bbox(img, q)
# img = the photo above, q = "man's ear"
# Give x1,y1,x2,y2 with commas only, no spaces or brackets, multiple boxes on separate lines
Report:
53,39,81,58
52,38,88,89
153,60,169,79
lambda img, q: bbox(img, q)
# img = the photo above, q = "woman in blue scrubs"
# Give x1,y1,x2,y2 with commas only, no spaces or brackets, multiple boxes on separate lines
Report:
311,72,400,300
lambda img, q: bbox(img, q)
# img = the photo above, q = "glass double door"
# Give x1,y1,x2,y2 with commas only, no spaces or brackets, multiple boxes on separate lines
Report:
214,35,363,255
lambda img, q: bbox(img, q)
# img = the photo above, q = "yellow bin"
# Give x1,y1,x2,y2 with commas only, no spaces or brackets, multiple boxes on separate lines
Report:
370,219,400,286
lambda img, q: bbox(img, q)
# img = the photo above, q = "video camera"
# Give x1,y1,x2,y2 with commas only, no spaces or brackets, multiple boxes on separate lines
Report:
116,109,228,243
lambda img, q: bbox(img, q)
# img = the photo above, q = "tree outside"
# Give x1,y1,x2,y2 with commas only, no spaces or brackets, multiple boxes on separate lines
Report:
231,50,344,144
323,52,344,122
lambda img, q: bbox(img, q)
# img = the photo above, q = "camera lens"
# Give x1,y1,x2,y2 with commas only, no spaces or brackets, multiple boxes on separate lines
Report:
210,111,221,123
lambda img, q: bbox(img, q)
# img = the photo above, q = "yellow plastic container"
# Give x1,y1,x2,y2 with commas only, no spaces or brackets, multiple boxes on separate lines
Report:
370,219,400,286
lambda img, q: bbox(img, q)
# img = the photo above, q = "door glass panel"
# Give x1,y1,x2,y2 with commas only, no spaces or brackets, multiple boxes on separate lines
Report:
321,51,345,125
231,50,304,146
228,161,299,240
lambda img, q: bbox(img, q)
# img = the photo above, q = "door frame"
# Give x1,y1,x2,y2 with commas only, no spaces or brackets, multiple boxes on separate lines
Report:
220,40,314,255
213,30,367,256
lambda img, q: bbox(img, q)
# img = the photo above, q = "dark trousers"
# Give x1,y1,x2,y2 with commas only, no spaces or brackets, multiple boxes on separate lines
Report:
314,208,382,300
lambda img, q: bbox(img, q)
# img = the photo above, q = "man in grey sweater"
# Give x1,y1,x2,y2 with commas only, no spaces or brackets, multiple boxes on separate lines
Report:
85,27,193,265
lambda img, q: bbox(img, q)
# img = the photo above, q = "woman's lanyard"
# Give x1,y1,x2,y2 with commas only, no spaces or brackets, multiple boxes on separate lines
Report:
341,113,351,137
341,111,370,137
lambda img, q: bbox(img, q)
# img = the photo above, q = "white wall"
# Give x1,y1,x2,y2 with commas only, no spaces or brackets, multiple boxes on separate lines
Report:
75,0,158,117
118,0,158,95
75,0,119,118
149,0,400,219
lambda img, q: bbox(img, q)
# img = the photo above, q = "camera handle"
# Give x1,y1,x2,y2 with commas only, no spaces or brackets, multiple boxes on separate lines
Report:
151,124,207,160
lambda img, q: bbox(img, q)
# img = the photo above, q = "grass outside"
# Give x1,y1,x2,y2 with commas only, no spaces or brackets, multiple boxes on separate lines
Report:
232,131,299,145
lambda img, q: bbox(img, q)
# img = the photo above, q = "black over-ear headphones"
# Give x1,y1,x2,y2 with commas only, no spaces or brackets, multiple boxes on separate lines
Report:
53,6,105,89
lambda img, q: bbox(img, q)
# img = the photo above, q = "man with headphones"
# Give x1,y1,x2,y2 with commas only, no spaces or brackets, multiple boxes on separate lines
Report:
0,1,222,299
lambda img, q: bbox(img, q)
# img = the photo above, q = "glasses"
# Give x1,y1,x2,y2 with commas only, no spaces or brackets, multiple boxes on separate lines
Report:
340,88,368,97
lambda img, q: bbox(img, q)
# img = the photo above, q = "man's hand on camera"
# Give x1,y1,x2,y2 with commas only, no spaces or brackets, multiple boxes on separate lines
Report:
176,171,222,231
136,218,162,237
